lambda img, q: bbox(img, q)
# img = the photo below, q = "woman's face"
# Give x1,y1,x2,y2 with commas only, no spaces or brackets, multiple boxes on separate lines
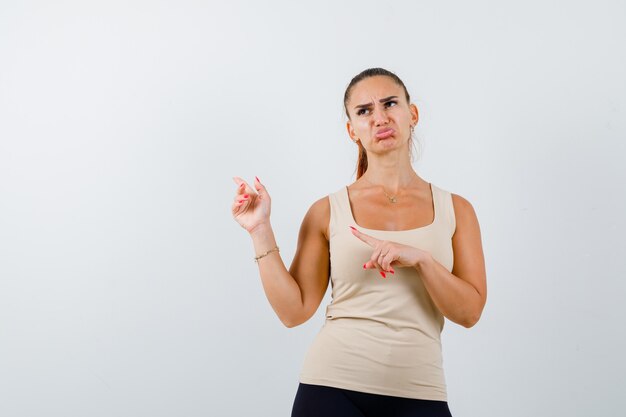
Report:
346,76,418,153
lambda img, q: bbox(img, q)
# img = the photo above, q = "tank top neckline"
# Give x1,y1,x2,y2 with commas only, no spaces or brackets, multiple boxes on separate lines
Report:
342,182,437,233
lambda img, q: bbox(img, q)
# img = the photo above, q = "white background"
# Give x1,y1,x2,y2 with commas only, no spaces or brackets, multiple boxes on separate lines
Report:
1,1,625,416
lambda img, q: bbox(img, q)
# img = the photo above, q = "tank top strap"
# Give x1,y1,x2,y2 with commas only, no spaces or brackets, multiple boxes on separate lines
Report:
328,187,353,238
432,184,457,238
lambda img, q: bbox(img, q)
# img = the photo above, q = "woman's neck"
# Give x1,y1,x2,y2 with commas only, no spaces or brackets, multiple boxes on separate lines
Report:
360,152,422,193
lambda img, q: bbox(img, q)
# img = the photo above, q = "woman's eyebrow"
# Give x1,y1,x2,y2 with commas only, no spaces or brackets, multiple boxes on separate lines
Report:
354,96,398,110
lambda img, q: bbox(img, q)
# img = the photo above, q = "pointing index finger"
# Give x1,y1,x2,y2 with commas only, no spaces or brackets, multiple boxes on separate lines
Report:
349,226,380,247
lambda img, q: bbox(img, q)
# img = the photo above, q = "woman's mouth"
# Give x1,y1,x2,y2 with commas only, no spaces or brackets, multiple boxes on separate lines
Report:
375,128,395,140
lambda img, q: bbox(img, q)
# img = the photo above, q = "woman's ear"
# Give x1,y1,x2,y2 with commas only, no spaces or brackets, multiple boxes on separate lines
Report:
346,121,358,143
410,103,419,126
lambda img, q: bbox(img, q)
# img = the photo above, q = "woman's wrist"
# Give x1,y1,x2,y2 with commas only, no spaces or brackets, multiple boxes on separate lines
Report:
249,221,279,264
249,221,273,238
414,252,434,273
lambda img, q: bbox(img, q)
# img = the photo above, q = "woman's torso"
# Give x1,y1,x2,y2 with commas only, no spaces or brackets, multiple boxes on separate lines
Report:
299,182,456,401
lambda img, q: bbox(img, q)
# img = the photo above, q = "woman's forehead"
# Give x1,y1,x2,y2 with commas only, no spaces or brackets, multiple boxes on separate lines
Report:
350,76,404,102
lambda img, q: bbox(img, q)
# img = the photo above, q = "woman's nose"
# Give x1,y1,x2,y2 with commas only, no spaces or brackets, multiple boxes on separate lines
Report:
372,105,389,125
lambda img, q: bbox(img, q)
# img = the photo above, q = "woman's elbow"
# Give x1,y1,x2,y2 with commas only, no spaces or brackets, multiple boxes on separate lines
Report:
282,318,300,328
281,308,315,328
282,317,308,328
461,310,483,328
462,294,486,328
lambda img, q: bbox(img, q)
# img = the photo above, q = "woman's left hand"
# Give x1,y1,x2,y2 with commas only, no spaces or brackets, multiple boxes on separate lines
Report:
349,226,432,278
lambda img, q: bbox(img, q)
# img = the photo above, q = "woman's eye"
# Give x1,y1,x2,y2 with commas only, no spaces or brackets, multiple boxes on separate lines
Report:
356,101,396,116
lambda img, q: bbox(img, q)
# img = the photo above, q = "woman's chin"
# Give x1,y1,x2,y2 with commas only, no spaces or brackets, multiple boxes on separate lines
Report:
376,136,404,149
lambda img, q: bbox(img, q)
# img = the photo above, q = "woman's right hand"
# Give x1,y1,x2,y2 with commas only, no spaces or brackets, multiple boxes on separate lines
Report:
231,176,272,233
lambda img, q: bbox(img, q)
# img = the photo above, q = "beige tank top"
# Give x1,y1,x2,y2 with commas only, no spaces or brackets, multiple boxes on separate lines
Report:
299,182,456,401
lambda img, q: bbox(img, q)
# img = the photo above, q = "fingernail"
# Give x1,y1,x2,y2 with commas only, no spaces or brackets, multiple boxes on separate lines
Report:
349,226,357,231
239,183,245,188
255,176,260,183
243,194,249,198
389,268,395,274
380,271,386,278
363,263,367,269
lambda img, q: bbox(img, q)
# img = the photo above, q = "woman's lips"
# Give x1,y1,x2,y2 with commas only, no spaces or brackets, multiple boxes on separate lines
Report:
375,128,395,139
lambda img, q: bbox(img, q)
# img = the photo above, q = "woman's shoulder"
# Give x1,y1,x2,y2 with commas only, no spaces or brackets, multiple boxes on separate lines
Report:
447,191,480,238
301,194,331,240
450,193,474,210
429,183,479,233
436,182,476,217
308,185,347,210
304,184,351,239
308,194,330,213
432,183,473,209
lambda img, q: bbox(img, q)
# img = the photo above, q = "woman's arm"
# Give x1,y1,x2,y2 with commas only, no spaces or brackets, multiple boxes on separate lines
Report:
250,200,330,328
235,178,330,328
416,194,487,328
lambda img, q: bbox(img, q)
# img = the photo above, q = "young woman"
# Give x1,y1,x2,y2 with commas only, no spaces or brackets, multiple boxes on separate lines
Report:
231,68,487,417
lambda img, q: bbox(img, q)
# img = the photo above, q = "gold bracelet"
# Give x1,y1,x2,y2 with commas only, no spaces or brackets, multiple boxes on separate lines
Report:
254,246,280,263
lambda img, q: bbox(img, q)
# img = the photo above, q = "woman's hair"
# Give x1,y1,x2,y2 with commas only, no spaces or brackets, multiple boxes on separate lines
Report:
343,68,416,179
